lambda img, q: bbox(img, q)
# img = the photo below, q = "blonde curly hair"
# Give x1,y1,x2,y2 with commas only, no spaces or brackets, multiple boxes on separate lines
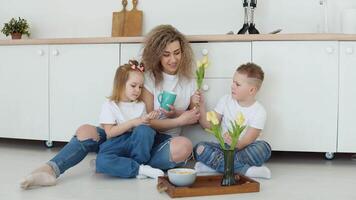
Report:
142,24,193,86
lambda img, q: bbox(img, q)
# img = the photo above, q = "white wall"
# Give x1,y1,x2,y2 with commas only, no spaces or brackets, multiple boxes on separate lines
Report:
1,0,356,39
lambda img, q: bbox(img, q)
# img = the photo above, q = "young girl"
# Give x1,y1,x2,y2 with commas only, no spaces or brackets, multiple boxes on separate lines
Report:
21,60,162,189
194,63,272,179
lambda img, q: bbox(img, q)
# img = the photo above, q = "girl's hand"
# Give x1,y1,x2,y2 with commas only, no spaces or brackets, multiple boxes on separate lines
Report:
177,107,200,126
160,105,176,118
147,110,160,120
132,117,146,127
223,132,232,146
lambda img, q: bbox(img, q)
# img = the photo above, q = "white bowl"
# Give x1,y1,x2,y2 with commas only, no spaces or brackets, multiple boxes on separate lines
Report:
167,168,197,187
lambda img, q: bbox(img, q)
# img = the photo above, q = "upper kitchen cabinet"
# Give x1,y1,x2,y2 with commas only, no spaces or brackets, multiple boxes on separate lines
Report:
120,43,143,65
338,42,356,153
253,41,338,153
49,44,119,142
191,42,251,78
0,45,49,140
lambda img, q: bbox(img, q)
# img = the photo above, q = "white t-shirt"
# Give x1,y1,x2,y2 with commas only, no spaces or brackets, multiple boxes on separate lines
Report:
214,95,266,140
99,100,147,125
144,72,196,136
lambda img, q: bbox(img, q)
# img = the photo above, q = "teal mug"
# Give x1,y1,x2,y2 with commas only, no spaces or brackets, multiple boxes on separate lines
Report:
158,90,177,111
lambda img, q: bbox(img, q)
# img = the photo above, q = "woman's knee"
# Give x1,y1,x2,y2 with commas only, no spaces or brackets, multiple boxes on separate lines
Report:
170,137,193,163
75,124,99,141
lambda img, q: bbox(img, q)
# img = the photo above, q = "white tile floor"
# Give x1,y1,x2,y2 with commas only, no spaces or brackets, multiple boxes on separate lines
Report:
1,138,356,200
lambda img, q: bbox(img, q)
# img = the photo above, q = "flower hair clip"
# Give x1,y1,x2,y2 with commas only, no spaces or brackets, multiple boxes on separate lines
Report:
129,60,145,72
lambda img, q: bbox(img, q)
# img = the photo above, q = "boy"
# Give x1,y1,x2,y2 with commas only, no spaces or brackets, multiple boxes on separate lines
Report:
194,62,271,179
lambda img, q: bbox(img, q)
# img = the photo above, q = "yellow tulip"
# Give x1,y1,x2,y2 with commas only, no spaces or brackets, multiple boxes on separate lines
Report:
201,56,209,68
207,111,219,125
197,60,202,68
236,112,245,126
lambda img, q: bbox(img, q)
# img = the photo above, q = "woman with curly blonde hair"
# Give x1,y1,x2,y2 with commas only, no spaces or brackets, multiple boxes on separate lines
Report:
142,24,200,170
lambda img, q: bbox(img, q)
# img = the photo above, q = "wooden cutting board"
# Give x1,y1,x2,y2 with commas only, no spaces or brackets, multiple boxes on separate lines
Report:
111,0,143,37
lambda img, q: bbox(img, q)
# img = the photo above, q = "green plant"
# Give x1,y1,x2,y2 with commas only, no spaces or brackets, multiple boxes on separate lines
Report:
1,17,30,37
205,111,246,150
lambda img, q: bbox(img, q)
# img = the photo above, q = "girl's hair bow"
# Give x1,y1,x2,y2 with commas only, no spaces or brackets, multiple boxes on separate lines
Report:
129,60,145,72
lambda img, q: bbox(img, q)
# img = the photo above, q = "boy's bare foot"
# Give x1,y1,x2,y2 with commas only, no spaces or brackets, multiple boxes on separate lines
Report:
20,164,57,189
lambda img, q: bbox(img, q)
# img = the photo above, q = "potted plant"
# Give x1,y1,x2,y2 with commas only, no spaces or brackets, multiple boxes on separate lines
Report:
205,111,246,186
1,17,30,39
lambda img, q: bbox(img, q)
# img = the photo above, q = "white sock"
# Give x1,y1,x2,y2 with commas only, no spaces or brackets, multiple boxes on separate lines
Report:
245,165,271,179
20,172,57,189
135,174,148,179
138,165,164,179
194,162,218,173
89,159,96,171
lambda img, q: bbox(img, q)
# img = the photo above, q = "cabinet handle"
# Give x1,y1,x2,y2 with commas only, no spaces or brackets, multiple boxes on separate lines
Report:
37,50,44,56
52,50,59,56
202,84,209,91
201,49,209,56
346,47,354,55
325,47,334,54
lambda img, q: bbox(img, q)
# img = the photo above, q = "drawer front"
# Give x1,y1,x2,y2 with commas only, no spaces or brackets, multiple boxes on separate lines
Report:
192,42,251,78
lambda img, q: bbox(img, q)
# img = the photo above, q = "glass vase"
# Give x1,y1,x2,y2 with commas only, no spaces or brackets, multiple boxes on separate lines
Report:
221,149,237,186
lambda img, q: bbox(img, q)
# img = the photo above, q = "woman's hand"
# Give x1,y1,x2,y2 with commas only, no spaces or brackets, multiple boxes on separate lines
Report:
191,90,201,106
160,105,176,118
177,107,200,126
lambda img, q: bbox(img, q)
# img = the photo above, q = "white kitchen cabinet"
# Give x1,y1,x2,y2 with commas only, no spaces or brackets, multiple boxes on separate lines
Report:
338,42,356,153
49,44,119,142
182,79,233,145
0,45,49,140
191,42,251,78
120,43,143,65
183,42,252,145
253,41,338,153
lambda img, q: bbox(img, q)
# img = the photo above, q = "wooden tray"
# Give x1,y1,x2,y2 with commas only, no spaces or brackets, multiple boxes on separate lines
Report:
157,174,259,198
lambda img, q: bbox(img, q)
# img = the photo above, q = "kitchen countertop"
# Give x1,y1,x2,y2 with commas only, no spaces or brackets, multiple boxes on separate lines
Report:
1,34,356,45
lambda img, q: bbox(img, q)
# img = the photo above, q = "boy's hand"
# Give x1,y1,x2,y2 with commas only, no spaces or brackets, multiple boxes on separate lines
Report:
160,105,176,118
223,132,232,146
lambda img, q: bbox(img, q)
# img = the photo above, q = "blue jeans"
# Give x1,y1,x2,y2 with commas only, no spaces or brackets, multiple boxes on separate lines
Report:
147,133,185,170
194,140,271,174
47,127,107,177
95,125,156,178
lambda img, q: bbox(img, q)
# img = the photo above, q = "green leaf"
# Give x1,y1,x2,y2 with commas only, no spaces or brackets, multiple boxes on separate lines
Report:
1,17,30,37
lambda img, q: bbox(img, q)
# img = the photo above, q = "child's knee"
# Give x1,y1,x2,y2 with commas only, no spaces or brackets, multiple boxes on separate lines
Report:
193,142,207,159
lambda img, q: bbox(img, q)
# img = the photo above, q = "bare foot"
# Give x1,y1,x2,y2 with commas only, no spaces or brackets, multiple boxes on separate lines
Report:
20,164,57,189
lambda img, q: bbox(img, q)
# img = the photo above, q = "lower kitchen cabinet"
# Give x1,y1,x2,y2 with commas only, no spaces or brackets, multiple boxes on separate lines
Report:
49,44,119,142
0,45,49,140
253,41,338,153
338,42,356,153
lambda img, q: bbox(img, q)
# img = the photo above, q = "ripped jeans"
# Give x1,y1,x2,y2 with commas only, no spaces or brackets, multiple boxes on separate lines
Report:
147,133,186,170
193,140,271,175
47,125,155,178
